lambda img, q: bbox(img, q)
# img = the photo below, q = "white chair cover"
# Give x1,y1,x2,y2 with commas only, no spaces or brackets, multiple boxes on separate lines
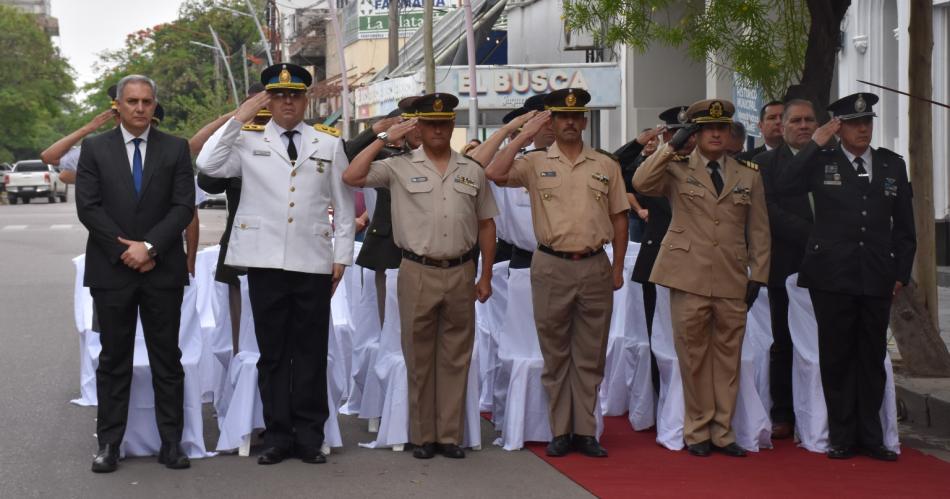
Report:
360,268,482,450
652,285,773,451
194,245,225,404
599,243,656,431
71,255,99,407
475,261,509,413
342,267,383,416
122,278,214,458
784,274,900,453
215,276,343,454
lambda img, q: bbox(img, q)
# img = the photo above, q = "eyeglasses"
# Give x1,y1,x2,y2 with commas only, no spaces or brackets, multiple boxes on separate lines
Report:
271,91,307,101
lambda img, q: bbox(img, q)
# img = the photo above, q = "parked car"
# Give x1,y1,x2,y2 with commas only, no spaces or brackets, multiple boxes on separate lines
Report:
199,191,227,209
0,163,11,193
3,160,68,204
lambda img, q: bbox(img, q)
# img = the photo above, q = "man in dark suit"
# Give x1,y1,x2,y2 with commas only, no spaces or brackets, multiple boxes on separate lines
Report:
774,93,915,461
753,98,817,439
76,75,196,473
739,100,784,161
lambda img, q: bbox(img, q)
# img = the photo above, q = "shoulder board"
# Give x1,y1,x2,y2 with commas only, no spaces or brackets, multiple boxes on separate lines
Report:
876,147,904,159
313,124,341,137
462,154,484,168
671,154,689,162
241,123,265,132
595,148,620,162
525,147,547,154
740,159,760,171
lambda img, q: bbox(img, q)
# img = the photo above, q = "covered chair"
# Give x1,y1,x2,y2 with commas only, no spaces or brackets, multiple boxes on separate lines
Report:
785,274,900,454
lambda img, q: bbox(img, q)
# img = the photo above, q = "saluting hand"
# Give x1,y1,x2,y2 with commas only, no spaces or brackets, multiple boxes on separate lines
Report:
519,111,552,142
86,109,117,132
234,91,271,123
372,116,404,134
385,118,418,143
504,110,538,135
636,125,666,146
812,118,841,146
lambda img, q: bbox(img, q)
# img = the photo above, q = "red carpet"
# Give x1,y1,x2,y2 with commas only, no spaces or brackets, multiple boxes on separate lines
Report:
522,416,950,498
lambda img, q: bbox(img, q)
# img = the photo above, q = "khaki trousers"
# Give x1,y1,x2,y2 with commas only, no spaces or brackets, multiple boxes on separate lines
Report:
397,258,476,445
669,289,746,447
531,250,613,437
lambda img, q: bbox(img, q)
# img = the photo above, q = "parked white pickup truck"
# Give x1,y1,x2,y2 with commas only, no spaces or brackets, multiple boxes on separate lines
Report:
3,160,68,204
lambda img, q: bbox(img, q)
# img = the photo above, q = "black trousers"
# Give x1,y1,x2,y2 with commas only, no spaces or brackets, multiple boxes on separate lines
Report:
767,285,794,425
809,289,891,449
92,284,184,446
247,268,331,449
640,281,660,396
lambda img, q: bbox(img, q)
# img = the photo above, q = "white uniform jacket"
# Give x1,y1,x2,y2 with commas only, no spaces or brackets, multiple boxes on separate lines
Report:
196,118,355,274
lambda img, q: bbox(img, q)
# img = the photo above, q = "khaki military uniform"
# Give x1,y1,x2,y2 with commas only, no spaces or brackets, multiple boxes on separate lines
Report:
502,143,628,437
365,148,498,445
633,143,770,446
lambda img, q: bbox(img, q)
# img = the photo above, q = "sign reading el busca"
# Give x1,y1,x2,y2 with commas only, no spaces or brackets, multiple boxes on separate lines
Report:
439,64,621,110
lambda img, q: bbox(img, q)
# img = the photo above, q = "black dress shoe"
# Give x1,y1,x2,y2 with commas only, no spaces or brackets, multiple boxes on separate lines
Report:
412,442,436,459
295,444,327,464
573,435,608,458
865,445,898,462
713,442,747,458
158,442,191,469
438,443,466,459
91,443,120,473
258,446,290,465
827,446,855,460
545,434,572,457
687,440,711,457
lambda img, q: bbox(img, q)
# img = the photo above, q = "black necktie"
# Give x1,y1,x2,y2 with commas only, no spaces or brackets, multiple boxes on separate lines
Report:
854,157,869,187
284,130,298,162
708,160,724,195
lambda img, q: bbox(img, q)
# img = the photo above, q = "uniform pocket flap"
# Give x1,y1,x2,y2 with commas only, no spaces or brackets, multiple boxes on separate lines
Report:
406,181,434,193
453,182,477,196
668,226,686,233
667,237,690,251
313,220,333,238
234,215,261,230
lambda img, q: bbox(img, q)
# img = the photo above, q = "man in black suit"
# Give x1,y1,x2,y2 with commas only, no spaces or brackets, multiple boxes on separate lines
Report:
774,93,915,461
739,100,784,161
76,75,196,473
753,98,817,440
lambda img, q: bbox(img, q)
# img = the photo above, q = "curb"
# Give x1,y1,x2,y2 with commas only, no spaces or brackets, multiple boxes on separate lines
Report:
895,376,950,438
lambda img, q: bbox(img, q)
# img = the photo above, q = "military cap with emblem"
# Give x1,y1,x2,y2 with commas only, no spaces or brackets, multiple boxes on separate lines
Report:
151,103,165,126
686,99,735,124
396,96,421,119
413,93,459,120
107,85,118,111
544,88,591,112
502,93,548,124
827,92,878,121
260,62,313,91
658,106,690,129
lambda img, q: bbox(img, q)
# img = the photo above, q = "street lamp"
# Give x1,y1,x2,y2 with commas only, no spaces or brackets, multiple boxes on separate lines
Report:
213,0,274,66
190,36,241,104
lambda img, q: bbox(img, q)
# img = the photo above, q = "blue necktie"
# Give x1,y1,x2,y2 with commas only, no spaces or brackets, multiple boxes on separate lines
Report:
132,138,143,196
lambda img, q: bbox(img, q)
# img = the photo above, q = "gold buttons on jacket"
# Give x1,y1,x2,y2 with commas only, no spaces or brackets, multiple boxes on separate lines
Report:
290,186,296,192
714,219,720,225
290,202,295,207
291,171,297,177
288,217,294,223
240,223,247,229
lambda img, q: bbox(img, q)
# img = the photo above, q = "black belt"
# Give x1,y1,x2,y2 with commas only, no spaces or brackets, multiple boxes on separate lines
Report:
537,244,604,261
509,246,534,269
402,249,474,268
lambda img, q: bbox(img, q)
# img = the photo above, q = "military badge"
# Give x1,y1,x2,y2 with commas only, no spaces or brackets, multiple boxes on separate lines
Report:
686,177,703,187
709,101,723,119
855,95,867,113
279,66,291,84
592,173,609,185
566,91,577,107
454,175,477,188
884,177,898,197
540,171,557,177
433,98,444,112
824,164,842,185
677,107,688,124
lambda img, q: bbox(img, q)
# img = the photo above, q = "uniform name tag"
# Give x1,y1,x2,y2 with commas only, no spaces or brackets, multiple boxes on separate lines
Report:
540,171,557,177
253,150,271,156
884,177,898,196
410,176,428,183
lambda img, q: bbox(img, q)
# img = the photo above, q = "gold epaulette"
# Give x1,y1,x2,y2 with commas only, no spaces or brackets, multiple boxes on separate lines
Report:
740,159,760,171
313,123,341,137
671,154,689,162
241,123,265,132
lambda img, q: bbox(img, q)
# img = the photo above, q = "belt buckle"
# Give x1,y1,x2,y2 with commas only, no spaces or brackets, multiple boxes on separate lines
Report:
440,259,450,268
571,253,582,261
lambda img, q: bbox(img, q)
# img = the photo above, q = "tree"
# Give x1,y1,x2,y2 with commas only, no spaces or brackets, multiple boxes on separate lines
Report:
563,0,848,105
0,5,76,162
81,0,265,140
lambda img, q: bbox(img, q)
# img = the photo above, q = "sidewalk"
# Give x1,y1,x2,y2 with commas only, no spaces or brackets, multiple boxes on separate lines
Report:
891,279,950,458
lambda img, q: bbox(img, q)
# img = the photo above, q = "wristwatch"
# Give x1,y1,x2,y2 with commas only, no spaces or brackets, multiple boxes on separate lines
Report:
143,241,158,258
376,131,389,143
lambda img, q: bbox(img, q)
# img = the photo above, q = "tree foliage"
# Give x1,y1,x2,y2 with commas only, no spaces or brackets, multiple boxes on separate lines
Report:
81,0,267,140
0,5,76,162
563,0,811,101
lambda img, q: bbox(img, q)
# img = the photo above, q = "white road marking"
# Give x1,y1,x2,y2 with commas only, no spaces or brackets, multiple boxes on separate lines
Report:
50,224,73,230
2,225,27,230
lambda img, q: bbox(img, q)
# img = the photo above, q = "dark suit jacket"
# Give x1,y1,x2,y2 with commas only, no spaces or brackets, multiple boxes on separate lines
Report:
196,174,241,249
754,145,814,287
76,127,195,289
773,141,916,297
738,144,767,162
346,127,404,270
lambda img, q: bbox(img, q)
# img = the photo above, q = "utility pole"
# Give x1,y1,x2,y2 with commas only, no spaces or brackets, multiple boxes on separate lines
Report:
462,0,477,140
423,0,434,92
208,25,241,105
388,0,400,71
241,44,250,97
327,0,351,139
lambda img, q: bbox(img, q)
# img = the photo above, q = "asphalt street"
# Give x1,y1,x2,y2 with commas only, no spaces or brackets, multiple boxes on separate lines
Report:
0,199,590,499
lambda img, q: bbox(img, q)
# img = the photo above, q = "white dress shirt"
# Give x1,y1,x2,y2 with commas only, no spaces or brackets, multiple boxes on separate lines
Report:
120,124,150,171
841,146,874,182
272,121,305,155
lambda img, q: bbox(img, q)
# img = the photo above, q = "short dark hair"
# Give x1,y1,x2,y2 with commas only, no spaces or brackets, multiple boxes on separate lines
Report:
759,100,783,122
730,121,747,140
782,99,815,123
